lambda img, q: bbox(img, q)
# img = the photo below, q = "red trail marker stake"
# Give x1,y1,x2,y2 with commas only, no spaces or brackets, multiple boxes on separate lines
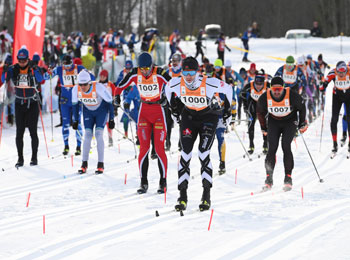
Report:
43,215,45,234
118,144,120,153
124,173,127,184
301,187,304,199
208,209,214,231
71,155,74,167
26,192,31,207
235,169,237,184
164,187,167,204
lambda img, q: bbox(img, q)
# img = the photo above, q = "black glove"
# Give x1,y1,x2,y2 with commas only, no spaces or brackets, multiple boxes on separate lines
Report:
114,106,118,116
72,121,78,130
223,110,231,122
114,95,121,107
123,102,130,110
108,120,115,129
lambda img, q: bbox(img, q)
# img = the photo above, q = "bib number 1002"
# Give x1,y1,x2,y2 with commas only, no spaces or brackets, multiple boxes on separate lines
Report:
139,84,158,91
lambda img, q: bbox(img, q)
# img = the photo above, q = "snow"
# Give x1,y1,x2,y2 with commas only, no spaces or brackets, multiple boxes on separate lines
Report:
1,37,350,260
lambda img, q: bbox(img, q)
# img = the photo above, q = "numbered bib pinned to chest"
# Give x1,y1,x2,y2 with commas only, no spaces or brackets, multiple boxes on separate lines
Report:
180,77,208,111
267,88,292,117
63,65,78,89
78,82,98,106
137,74,159,100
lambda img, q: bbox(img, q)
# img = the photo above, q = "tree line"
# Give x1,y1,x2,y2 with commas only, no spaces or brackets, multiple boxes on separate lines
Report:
1,0,350,38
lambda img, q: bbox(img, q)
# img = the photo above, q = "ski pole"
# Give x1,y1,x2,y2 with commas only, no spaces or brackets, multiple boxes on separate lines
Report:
128,116,138,159
49,73,54,142
319,93,325,152
0,82,8,148
38,102,50,158
232,126,252,161
299,130,324,183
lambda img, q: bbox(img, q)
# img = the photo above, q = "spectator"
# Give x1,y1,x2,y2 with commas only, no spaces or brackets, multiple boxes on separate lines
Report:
169,29,179,60
241,27,257,62
251,22,261,38
194,29,205,62
311,21,322,37
215,32,231,63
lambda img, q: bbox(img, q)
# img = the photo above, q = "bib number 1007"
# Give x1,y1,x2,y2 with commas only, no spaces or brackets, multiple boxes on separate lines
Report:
268,107,290,113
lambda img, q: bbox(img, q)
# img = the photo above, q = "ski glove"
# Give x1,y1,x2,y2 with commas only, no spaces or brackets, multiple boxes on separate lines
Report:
298,121,308,134
114,95,121,107
108,120,115,129
123,102,130,110
72,121,78,130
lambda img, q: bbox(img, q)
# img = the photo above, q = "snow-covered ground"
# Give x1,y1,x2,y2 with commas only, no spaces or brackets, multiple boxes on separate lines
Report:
1,37,350,260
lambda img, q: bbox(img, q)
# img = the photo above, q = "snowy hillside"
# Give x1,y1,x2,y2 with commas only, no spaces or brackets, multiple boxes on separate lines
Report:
1,37,350,260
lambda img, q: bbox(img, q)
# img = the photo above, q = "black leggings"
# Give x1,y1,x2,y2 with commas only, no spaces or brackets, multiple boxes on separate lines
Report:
15,101,39,159
265,118,297,176
330,90,350,140
178,112,218,190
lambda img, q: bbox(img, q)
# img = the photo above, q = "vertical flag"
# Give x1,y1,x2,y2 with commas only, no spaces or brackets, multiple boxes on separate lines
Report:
13,0,47,63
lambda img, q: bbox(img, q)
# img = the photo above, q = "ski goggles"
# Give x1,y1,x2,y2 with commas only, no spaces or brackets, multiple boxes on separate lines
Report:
79,83,89,86
336,65,347,73
182,70,196,76
140,67,151,71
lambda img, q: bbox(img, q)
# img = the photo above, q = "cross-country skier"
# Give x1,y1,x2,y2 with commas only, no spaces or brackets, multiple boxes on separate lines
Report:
320,61,350,155
115,52,171,194
72,70,115,174
257,76,307,192
165,57,233,211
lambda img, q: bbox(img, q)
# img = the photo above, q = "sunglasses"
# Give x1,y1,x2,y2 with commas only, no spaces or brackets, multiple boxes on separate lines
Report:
79,83,89,86
140,67,151,71
182,70,196,76
214,66,221,69
18,59,28,63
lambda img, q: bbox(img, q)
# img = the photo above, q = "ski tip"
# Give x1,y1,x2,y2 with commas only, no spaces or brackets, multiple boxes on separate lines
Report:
180,210,184,216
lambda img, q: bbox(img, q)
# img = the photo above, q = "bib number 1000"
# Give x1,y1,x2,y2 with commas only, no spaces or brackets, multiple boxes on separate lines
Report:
182,96,206,104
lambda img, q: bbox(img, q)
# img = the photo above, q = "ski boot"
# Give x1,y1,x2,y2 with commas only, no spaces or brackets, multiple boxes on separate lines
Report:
108,137,113,147
75,146,81,156
123,131,128,139
62,145,69,156
95,162,104,174
340,132,347,147
137,179,149,194
283,174,293,192
30,155,38,166
262,173,273,191
157,178,167,194
199,187,211,211
175,189,188,211
15,157,24,168
78,161,88,174
248,146,254,155
332,141,338,153
242,57,250,62
218,161,226,175
262,147,268,155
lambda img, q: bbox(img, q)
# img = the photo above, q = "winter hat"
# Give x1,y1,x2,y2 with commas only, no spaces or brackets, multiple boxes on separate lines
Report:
297,56,305,65
249,63,256,70
224,59,232,68
32,53,41,62
73,57,82,65
239,67,247,74
17,48,29,60
138,52,152,68
306,54,312,60
336,61,347,73
182,56,199,71
286,55,295,64
78,70,91,84
171,53,182,62
125,60,133,69
318,54,323,60
270,76,284,86
99,69,109,78
214,59,223,68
